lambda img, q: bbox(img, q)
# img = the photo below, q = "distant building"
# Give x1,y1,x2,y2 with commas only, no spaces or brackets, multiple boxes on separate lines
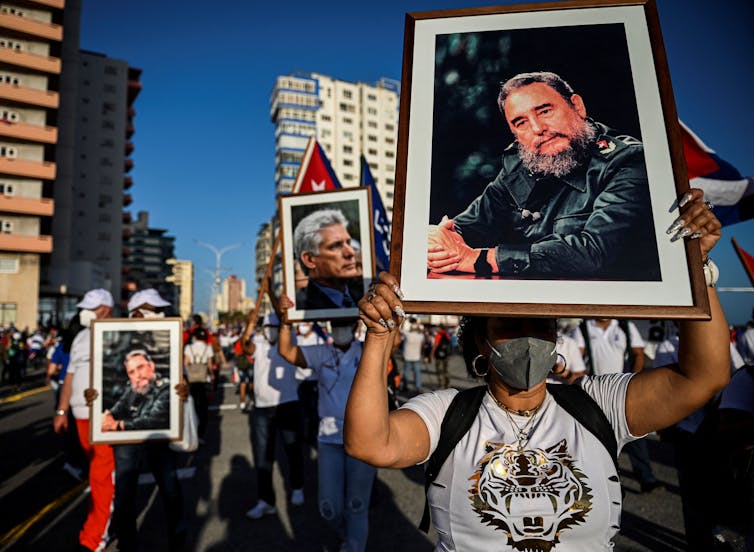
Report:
217,274,245,314
166,258,193,322
0,1,66,328
122,211,176,312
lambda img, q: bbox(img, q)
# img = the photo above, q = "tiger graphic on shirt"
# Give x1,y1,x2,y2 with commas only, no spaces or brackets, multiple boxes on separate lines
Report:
468,439,593,551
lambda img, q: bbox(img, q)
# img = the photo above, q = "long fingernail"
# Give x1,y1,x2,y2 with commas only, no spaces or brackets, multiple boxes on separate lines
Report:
690,231,702,240
387,319,396,330
678,192,693,208
392,284,405,300
378,319,388,328
393,305,406,318
671,227,692,242
666,218,685,235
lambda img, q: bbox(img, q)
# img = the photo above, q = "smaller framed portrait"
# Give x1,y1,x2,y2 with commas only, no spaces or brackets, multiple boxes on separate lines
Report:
89,318,183,445
280,187,375,322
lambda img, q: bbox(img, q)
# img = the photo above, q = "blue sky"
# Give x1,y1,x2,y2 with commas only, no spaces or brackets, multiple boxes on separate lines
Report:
80,0,754,325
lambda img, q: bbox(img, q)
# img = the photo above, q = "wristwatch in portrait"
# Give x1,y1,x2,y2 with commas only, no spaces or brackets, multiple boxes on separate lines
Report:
474,249,493,278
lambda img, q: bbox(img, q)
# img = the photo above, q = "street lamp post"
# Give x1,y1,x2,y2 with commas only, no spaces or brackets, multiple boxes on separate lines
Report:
195,240,243,326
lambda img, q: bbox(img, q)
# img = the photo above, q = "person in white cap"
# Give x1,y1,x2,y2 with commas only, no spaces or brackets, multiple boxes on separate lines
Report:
110,288,187,552
53,288,115,552
244,311,307,520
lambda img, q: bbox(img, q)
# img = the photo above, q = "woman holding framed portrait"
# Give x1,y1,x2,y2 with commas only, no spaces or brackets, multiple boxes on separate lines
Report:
344,189,730,550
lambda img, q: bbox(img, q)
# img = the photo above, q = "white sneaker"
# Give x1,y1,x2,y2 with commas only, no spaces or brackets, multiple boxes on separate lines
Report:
291,488,304,506
245,499,276,519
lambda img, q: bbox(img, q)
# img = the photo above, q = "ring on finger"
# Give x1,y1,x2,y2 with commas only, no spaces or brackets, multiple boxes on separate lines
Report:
367,291,376,302
704,200,714,210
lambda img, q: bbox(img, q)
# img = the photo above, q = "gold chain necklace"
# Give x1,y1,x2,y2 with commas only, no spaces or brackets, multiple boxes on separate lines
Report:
485,386,543,417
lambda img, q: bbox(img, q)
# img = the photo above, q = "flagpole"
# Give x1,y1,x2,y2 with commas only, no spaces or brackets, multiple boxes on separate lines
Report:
240,232,281,353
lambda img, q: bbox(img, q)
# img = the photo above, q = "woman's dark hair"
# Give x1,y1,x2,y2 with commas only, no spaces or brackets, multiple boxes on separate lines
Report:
192,327,208,342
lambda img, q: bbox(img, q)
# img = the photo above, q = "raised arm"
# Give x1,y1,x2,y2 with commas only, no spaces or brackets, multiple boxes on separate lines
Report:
276,295,307,368
625,189,730,435
343,273,431,468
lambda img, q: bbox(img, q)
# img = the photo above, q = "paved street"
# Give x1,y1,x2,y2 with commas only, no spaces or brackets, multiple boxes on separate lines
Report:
0,355,747,551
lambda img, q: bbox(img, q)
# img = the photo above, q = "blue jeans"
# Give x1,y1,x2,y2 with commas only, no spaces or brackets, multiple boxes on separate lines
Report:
402,360,422,389
252,401,305,504
318,441,376,552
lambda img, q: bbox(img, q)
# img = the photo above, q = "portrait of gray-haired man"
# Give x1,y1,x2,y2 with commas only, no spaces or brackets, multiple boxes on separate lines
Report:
294,208,364,310
427,71,660,282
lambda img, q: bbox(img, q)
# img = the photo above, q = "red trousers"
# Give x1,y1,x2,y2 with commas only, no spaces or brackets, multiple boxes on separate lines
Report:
75,418,115,551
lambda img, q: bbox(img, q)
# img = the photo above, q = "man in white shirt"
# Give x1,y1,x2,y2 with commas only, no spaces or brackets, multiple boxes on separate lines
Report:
245,312,307,519
53,288,115,552
584,319,662,493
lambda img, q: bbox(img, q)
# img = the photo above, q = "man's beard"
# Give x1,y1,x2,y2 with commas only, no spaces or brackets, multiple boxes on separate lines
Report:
134,380,152,394
518,121,597,178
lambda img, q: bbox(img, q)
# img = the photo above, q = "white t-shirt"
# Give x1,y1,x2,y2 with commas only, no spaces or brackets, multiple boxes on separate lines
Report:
587,320,644,375
401,374,636,551
252,332,303,408
402,328,425,362
67,328,91,420
301,341,362,445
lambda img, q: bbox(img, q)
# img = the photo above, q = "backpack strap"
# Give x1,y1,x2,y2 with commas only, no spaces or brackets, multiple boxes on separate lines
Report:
579,320,594,375
547,383,619,476
419,385,486,533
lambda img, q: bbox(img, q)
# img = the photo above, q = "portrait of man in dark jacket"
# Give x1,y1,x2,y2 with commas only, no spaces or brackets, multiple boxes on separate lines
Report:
101,349,170,432
427,71,660,281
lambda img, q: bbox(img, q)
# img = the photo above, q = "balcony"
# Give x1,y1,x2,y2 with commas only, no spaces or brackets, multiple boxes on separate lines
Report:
0,47,61,74
0,233,52,253
123,176,133,189
122,211,132,223
124,159,133,173
0,120,57,144
0,13,63,41
127,79,142,103
125,141,134,155
123,194,132,207
0,157,55,179
0,82,58,109
0,195,53,216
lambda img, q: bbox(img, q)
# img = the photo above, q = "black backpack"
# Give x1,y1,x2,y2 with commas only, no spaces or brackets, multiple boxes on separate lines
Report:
419,383,619,533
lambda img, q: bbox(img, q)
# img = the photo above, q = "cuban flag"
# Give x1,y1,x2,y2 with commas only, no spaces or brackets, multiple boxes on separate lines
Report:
732,237,754,287
291,137,341,194
680,121,754,226
360,155,391,273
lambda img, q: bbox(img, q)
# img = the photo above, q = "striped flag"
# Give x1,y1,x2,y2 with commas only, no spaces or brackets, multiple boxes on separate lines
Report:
291,137,341,194
360,155,391,273
732,237,754,287
680,121,754,226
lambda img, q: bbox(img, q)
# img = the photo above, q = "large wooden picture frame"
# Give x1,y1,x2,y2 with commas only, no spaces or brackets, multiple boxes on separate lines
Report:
391,0,710,319
89,318,183,445
280,187,375,322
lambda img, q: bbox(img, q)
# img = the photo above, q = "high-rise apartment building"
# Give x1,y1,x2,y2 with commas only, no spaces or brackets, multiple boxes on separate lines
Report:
270,72,399,213
41,48,140,320
0,0,64,328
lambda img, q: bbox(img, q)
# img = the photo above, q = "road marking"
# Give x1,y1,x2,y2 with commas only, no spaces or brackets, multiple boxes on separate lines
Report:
0,481,87,549
0,453,61,500
209,404,238,411
27,484,89,546
0,385,50,405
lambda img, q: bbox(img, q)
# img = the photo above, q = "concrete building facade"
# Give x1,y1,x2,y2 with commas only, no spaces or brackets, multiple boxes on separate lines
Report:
0,0,64,328
166,258,193,322
217,274,245,314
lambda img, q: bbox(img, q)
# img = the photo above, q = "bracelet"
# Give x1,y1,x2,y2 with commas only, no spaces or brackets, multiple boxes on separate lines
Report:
55,409,66,416
703,257,719,287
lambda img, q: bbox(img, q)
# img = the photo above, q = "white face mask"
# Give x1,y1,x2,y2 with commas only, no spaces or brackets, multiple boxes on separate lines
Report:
331,326,354,347
298,323,313,335
79,309,97,327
